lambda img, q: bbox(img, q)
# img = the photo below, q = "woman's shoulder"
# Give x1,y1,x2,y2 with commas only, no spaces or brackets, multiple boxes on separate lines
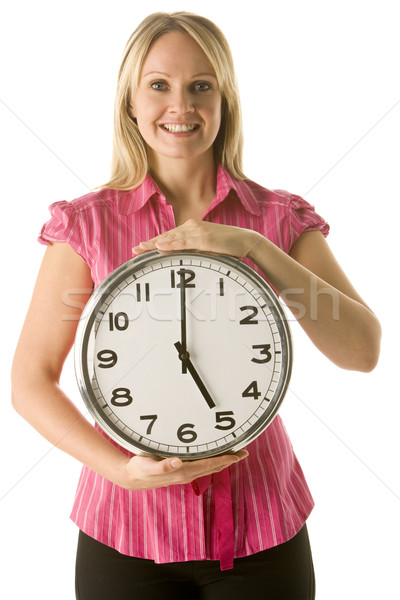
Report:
242,177,302,209
63,187,122,214
237,176,329,243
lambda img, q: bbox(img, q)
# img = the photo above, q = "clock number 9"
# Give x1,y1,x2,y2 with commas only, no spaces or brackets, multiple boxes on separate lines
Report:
97,349,118,368
110,388,133,407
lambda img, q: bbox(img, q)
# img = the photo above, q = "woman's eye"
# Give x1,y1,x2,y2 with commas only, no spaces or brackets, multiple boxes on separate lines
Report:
194,82,212,92
150,81,167,91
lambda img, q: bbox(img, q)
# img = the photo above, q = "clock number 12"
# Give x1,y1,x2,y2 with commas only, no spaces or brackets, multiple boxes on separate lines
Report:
171,269,196,288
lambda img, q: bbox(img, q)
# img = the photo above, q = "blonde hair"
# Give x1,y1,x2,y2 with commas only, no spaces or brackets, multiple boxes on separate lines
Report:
101,11,246,190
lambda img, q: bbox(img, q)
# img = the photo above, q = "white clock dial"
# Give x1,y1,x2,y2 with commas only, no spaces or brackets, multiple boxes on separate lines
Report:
75,251,292,459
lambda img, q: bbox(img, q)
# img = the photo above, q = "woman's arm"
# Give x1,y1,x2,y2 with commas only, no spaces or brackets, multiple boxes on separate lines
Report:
11,243,247,490
250,229,381,371
134,220,381,372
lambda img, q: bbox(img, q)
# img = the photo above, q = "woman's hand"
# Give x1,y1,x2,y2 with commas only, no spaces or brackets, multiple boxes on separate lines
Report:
119,450,249,491
133,219,262,259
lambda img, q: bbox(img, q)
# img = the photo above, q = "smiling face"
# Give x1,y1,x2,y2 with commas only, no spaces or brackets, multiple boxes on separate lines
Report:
130,31,222,170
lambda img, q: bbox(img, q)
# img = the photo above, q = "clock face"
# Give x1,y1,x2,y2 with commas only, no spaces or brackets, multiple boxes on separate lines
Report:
75,251,292,459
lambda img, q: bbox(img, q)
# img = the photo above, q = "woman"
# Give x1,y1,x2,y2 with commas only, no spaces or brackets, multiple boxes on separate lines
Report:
11,11,381,600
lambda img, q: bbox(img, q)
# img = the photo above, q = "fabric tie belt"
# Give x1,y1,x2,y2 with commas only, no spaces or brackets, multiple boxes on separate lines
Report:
191,469,234,570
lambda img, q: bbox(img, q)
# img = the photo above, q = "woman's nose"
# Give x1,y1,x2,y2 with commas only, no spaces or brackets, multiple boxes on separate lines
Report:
168,87,195,114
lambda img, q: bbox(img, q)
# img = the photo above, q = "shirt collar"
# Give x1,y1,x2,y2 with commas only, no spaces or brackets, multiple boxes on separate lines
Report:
117,166,261,217
117,174,165,216
212,166,262,216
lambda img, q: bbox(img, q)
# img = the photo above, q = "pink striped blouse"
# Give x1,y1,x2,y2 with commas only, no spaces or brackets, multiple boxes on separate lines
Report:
38,166,329,570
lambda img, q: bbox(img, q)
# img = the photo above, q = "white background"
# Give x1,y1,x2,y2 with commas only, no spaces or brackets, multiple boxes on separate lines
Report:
1,0,399,598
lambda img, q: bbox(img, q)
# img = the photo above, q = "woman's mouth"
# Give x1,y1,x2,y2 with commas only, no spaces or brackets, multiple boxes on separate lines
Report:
160,123,199,133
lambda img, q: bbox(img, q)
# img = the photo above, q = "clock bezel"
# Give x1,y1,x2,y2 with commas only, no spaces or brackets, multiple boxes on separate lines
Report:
74,250,292,459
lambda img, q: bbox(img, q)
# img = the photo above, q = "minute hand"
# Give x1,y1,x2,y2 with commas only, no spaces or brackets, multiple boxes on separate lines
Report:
179,272,188,374
174,341,216,409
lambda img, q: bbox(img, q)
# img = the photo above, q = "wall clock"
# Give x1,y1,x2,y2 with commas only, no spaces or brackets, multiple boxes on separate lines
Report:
75,251,292,459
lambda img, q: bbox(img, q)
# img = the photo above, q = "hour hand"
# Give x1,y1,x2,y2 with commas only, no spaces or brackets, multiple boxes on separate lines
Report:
174,341,216,409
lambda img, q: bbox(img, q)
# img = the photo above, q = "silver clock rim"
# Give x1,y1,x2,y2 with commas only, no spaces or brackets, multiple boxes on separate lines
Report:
74,251,292,459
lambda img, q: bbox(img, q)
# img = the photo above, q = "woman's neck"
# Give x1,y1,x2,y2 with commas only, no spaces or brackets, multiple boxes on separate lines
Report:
148,151,217,211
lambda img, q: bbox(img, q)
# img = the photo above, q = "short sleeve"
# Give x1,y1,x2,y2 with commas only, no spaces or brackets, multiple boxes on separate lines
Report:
38,200,87,263
288,193,330,249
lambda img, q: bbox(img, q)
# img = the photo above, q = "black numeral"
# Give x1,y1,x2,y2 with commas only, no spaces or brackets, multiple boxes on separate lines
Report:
109,312,129,331
251,344,272,363
215,411,236,430
177,423,197,443
239,306,259,325
110,388,133,407
140,414,158,435
136,282,150,302
97,349,118,368
171,269,196,288
242,381,262,400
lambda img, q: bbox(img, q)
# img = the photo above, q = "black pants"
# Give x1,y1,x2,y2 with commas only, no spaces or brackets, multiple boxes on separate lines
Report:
75,525,315,599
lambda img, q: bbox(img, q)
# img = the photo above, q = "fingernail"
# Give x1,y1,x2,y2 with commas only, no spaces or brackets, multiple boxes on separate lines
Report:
171,459,181,468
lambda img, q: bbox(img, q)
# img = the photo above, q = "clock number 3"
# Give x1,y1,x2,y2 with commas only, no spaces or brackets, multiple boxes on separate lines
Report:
251,344,272,364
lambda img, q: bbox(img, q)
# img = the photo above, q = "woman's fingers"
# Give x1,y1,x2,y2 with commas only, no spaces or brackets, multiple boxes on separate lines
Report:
125,450,248,490
133,220,261,258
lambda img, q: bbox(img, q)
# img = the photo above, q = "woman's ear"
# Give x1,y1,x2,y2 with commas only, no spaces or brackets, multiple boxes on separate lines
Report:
127,91,136,120
128,103,136,120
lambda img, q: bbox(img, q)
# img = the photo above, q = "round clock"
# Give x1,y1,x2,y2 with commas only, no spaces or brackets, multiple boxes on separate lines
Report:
74,251,292,460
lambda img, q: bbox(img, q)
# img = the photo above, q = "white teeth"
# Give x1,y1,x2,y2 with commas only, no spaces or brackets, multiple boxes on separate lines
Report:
162,124,197,133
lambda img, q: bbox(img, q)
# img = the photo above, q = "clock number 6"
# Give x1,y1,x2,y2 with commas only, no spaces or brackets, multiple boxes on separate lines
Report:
177,423,197,443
